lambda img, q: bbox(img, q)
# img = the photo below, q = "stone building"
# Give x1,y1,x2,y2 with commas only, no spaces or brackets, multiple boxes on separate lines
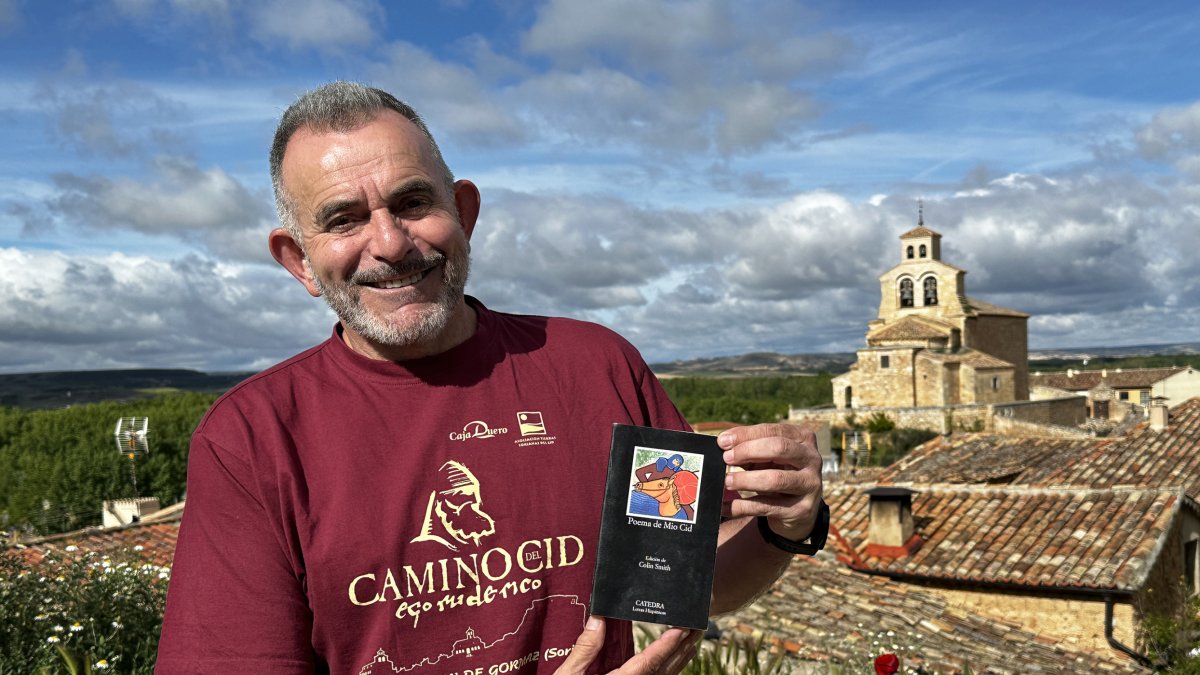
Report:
1031,366,1200,419
833,212,1029,410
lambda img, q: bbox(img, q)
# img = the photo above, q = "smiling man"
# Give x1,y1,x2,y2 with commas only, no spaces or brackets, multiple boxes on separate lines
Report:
156,82,825,675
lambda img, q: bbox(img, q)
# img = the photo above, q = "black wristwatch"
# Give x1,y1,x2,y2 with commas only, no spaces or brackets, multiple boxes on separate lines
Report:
757,500,829,555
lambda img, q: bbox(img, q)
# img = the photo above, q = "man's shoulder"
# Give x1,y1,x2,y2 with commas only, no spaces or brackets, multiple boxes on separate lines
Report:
489,308,641,359
195,338,337,432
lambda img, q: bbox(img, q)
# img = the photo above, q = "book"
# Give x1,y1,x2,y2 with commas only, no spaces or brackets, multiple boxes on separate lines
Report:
589,424,726,630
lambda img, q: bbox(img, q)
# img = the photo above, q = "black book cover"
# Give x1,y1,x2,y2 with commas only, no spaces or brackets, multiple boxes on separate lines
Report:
589,424,725,629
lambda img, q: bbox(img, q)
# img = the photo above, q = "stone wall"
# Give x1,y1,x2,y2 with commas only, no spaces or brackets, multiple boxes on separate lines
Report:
839,347,919,409
914,584,1135,655
790,403,992,434
792,398,1087,436
991,417,1092,439
962,363,1015,404
994,396,1086,427
1132,511,1199,652
963,314,1029,400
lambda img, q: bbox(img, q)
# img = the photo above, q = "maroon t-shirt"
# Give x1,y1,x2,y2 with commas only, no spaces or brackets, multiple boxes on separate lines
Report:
157,299,689,674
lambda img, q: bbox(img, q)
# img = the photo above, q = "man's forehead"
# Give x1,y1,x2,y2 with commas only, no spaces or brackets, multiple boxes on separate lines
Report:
280,110,439,192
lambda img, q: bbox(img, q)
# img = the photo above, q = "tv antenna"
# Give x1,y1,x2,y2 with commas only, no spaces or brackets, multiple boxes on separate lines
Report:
114,417,150,496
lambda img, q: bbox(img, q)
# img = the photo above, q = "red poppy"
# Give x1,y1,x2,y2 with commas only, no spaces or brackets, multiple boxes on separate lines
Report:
874,653,900,675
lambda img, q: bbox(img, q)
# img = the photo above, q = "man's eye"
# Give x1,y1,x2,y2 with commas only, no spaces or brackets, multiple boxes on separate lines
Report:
395,198,432,216
326,216,358,231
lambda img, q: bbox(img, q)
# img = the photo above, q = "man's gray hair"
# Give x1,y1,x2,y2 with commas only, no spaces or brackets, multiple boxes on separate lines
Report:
269,81,455,240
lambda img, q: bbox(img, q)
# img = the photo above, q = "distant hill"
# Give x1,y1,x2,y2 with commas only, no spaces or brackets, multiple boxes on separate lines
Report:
6,339,1199,407
1027,341,1200,361
651,341,1200,378
650,351,856,377
0,369,253,409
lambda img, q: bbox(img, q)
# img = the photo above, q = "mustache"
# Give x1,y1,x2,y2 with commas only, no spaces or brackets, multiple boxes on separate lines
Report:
349,251,447,285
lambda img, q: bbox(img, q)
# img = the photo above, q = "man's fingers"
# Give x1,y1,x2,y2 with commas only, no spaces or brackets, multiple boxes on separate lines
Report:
658,629,702,674
554,616,606,675
617,628,702,674
718,424,819,468
718,423,815,450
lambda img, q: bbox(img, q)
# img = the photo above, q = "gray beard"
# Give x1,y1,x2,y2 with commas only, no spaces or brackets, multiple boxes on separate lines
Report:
312,249,470,349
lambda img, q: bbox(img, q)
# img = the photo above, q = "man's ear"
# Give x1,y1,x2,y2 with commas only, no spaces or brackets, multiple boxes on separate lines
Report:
269,228,321,297
453,179,481,241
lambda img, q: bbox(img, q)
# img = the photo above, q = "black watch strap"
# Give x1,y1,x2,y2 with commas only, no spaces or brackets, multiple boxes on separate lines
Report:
757,500,829,555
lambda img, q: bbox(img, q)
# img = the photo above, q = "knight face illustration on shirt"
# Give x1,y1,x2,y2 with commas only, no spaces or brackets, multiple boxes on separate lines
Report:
412,460,496,551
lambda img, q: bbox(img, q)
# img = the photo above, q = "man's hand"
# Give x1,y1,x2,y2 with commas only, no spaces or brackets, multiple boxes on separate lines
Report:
718,423,823,541
555,616,702,674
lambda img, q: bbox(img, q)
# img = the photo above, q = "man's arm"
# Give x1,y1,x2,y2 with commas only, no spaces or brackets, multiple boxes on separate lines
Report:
156,433,315,673
709,423,824,614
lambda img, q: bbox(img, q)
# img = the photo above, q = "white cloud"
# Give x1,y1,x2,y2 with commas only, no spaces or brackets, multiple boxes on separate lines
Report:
1136,101,1200,158
45,156,276,263
368,42,526,146
0,249,332,372
522,0,735,70
251,0,383,53
34,51,189,158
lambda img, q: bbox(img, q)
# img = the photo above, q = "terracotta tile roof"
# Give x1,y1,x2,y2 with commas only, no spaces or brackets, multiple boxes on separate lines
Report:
963,297,1029,318
718,553,1144,673
879,435,1100,484
918,349,1013,370
868,316,954,342
826,483,1182,592
882,398,1200,499
1031,367,1185,392
9,512,181,568
1022,398,1200,498
900,226,941,239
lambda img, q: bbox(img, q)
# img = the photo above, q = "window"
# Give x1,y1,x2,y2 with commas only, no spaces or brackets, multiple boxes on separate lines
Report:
881,355,890,368
1141,391,1151,406
1187,540,1198,594
923,277,938,306
906,245,914,259
919,244,927,257
1093,400,1109,419
992,377,1000,390
1119,391,1129,401
899,279,914,307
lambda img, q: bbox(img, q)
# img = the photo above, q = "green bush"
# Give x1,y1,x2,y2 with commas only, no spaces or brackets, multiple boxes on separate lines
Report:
0,548,169,673
864,413,895,433
660,376,833,425
1138,581,1200,672
0,393,214,536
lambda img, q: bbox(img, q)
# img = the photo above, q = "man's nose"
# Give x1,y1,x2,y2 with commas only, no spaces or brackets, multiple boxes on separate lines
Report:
364,210,416,260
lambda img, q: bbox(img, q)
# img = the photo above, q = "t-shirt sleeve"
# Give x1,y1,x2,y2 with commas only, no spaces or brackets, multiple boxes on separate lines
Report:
156,432,315,674
637,367,691,433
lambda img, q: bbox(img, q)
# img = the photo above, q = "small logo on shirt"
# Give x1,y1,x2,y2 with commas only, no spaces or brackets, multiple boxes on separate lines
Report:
517,411,546,436
449,420,508,441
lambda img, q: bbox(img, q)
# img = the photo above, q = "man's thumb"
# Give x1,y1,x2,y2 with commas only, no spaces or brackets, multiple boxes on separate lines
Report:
554,616,606,674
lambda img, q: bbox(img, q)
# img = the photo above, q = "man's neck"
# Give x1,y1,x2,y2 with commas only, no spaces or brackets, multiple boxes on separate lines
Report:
341,301,478,362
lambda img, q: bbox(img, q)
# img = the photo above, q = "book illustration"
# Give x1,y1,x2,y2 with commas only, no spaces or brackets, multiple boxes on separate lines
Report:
627,449,703,523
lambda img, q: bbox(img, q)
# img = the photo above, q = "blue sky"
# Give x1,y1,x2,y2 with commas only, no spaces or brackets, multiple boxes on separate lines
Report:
2,0,1199,373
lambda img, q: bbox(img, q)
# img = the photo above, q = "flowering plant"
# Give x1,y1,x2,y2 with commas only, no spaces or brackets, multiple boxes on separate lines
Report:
0,546,169,673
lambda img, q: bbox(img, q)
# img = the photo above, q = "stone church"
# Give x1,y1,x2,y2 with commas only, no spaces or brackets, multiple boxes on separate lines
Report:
833,211,1029,410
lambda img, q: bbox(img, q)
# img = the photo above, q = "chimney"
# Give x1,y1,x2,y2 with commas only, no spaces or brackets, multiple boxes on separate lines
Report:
1149,399,1170,431
102,497,160,528
865,487,922,558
